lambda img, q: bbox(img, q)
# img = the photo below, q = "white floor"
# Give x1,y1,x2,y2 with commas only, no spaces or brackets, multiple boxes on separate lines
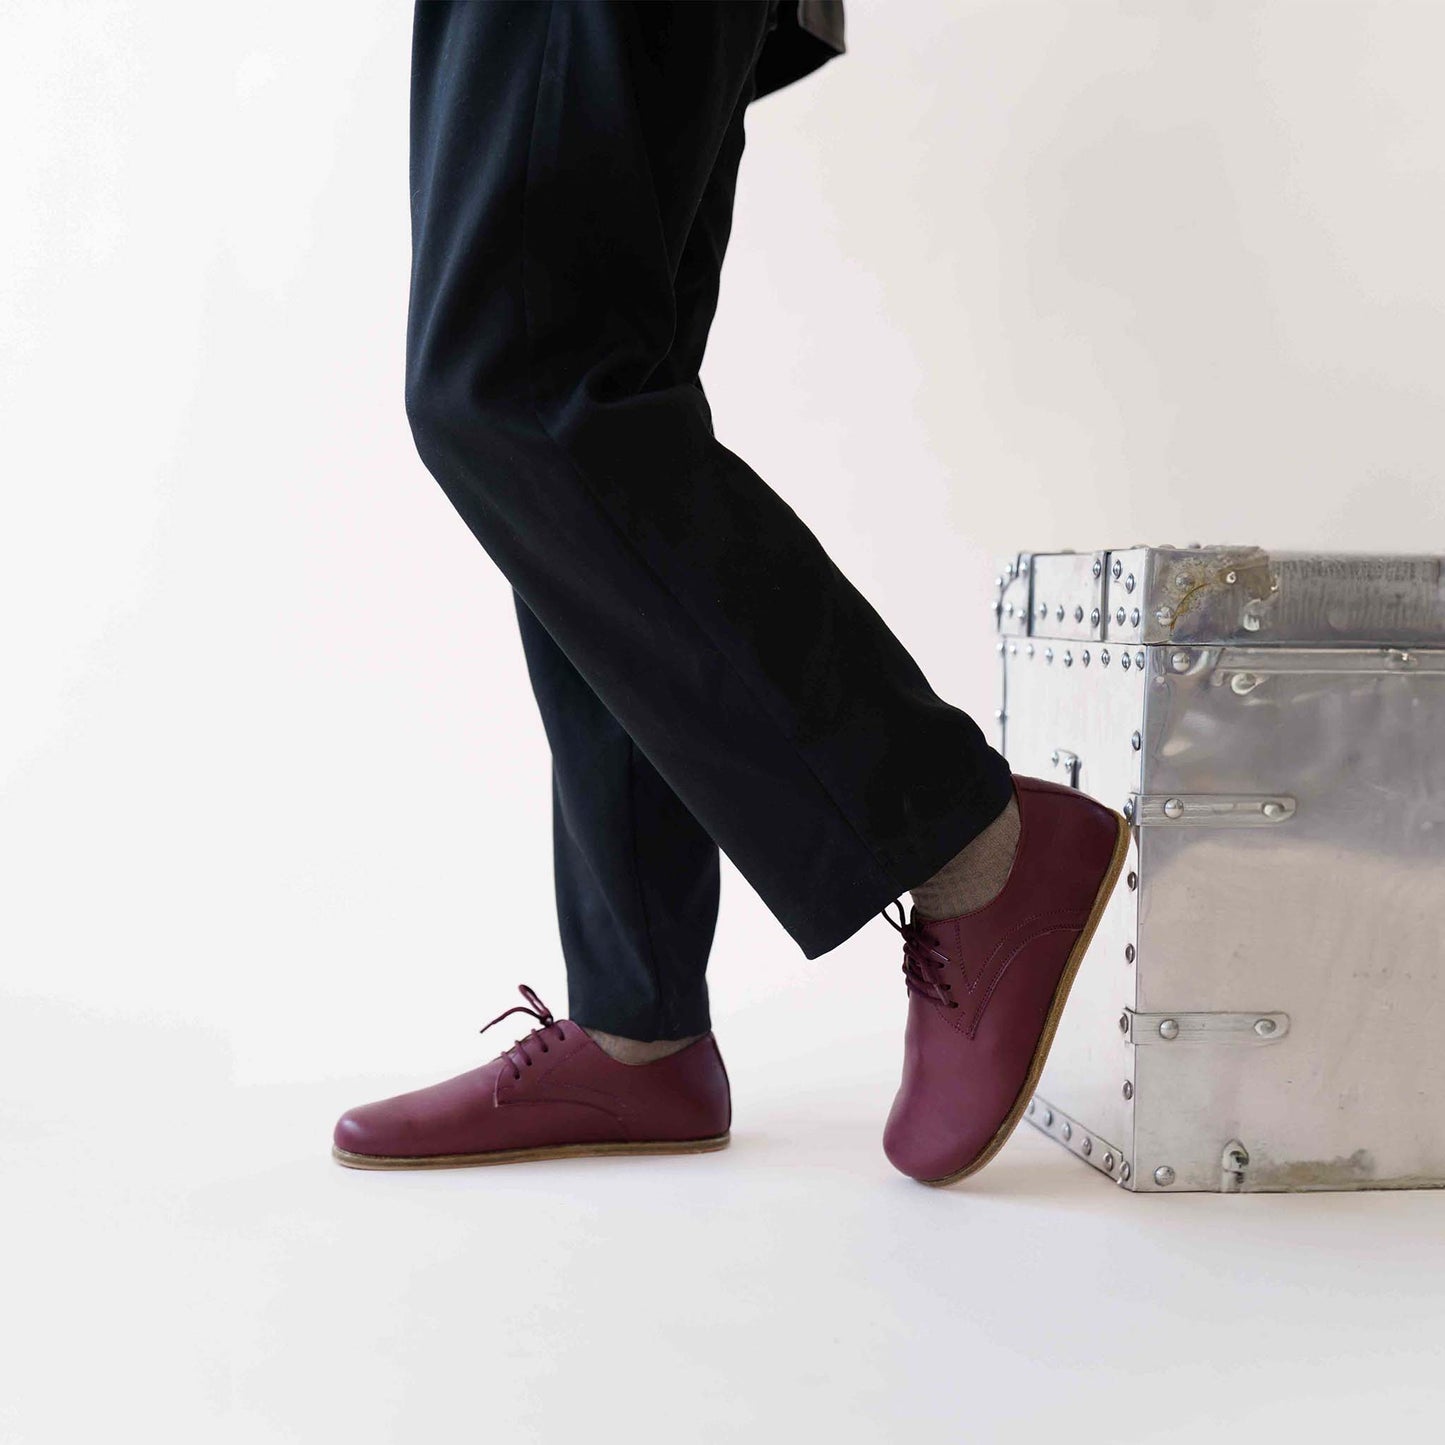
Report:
7,982,1442,1445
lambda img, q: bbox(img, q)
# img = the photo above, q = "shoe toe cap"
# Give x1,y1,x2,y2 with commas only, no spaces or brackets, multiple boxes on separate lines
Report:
333,1103,400,1159
883,1087,991,1183
883,1120,960,1183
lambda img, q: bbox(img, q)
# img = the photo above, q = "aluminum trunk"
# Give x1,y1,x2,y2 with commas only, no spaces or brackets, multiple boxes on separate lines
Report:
993,545,1445,1192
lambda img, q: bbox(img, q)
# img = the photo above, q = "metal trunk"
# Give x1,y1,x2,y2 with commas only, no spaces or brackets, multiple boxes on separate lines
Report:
994,545,1445,1192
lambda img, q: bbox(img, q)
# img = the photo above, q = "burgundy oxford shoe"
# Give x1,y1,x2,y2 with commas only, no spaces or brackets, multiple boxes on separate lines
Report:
333,985,731,1169
882,775,1129,1186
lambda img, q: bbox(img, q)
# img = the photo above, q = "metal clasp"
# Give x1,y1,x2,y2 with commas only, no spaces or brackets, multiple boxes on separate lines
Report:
1127,793,1296,827
1221,1139,1250,1193
1123,1009,1290,1045
1051,748,1081,788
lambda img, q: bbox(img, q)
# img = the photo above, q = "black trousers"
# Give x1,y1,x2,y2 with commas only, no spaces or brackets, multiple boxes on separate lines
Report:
405,1,1014,1038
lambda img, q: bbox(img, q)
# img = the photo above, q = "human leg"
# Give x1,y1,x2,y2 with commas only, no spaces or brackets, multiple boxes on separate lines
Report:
513,589,718,1043
404,0,1014,961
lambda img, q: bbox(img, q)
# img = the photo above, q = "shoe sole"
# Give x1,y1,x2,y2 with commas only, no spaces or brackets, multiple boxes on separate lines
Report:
331,1132,731,1170
921,807,1132,1188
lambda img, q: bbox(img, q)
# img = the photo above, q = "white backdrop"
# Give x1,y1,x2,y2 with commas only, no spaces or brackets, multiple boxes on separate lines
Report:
7,0,1443,1081
4,4,1445,1440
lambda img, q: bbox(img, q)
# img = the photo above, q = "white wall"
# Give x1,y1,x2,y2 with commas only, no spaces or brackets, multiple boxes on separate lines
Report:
4,0,1444,1086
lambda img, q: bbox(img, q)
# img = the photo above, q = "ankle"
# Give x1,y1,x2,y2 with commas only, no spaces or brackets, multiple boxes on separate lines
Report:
582,1027,705,1064
909,792,1021,920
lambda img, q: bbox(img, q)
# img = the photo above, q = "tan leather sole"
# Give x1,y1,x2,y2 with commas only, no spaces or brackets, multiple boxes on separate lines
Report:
923,808,1133,1188
332,1132,731,1171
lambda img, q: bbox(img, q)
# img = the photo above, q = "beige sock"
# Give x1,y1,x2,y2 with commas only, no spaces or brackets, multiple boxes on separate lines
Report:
582,1028,704,1064
909,793,1021,921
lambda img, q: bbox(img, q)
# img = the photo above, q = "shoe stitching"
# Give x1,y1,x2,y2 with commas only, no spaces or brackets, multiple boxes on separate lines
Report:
945,907,1085,996
961,923,1081,1040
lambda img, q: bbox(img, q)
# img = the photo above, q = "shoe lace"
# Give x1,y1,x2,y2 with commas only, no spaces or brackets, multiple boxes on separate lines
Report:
479,983,569,1080
881,898,959,1010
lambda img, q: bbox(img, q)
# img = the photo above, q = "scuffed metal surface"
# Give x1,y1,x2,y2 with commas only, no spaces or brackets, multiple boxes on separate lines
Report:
1146,546,1445,645
1003,545,1445,647
1146,545,1275,641
1244,1148,1375,1191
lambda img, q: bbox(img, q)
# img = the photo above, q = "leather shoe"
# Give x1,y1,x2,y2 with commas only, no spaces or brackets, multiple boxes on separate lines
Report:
881,775,1129,1185
333,985,731,1169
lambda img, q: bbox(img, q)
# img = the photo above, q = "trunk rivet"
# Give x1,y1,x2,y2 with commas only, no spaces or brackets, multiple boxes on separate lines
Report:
1093,558,1103,578
1081,1137,1092,1156
1081,649,1091,666
1156,605,1176,626
1154,1165,1177,1187
1163,797,1184,819
1063,650,1074,667
1124,944,1135,964
1127,871,1138,890
1122,1080,1134,1099
1100,649,1111,666
1090,607,1101,626
1061,1122,1072,1141
1131,730,1142,750
1254,1017,1277,1036
1120,1162,1132,1182
1125,573,1136,592
1158,1018,1180,1040
1170,649,1192,672
1261,800,1287,820
1118,1012,1129,1034
1027,1098,1035,1114
1074,605,1085,622
1103,1152,1114,1170
1042,1108,1053,1126
1122,799,1135,823
1115,606,1127,626
1055,604,1065,622
1112,559,1123,580
1121,653,1132,671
